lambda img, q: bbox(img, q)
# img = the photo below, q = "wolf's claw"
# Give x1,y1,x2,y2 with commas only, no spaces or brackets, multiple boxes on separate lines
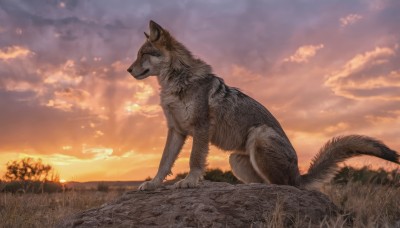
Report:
137,180,161,191
173,175,201,189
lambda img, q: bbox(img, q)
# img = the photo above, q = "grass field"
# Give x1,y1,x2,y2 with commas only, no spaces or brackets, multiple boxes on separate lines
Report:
322,182,400,227
0,190,121,228
0,182,399,227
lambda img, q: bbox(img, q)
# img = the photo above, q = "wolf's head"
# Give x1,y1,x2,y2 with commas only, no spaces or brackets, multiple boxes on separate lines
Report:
127,21,177,80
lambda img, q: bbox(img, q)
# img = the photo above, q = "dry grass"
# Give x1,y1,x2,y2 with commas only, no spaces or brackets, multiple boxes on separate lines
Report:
322,182,400,227
0,183,399,228
0,190,120,228
261,182,400,227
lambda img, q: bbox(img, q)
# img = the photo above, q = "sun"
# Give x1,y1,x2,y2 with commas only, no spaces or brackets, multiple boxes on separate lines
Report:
60,179,67,183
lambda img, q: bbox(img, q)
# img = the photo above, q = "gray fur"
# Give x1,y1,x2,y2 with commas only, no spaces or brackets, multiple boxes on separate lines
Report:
127,21,400,191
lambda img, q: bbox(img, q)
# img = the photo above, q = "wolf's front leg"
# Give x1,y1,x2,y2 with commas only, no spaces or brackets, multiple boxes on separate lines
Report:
138,129,186,191
174,123,209,188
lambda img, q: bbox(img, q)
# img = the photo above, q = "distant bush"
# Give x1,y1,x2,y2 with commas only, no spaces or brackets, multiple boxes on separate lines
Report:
0,179,5,192
204,169,241,184
1,180,63,193
333,166,400,186
174,167,399,186
97,182,109,192
174,169,241,184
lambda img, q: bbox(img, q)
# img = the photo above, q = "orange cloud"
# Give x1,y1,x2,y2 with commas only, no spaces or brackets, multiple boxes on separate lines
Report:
340,14,363,27
325,46,400,100
230,64,262,82
284,44,324,63
2,78,43,95
43,60,83,86
133,83,155,103
124,102,161,117
0,46,32,60
46,88,91,111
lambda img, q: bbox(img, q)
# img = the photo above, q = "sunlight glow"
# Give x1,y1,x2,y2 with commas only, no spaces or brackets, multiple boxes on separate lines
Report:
125,102,141,114
62,146,72,151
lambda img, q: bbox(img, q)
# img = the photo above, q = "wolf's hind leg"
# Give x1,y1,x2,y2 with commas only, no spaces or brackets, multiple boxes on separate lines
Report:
247,126,301,186
229,153,265,183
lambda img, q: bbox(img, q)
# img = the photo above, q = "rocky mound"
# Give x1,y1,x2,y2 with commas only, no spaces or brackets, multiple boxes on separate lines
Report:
59,181,340,227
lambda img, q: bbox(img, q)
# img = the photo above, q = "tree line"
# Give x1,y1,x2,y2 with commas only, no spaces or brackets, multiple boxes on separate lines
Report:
1,157,398,194
172,165,399,186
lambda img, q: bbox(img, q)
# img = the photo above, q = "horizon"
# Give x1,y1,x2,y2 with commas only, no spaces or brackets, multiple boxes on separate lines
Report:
1,0,399,182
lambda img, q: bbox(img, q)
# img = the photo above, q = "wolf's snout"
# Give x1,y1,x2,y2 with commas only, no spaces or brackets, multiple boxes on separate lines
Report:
127,68,133,73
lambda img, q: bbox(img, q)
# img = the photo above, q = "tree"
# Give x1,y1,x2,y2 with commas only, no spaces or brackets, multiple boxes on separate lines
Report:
2,157,62,193
4,157,56,182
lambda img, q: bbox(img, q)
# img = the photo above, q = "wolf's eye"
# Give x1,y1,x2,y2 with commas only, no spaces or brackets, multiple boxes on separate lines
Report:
142,52,161,57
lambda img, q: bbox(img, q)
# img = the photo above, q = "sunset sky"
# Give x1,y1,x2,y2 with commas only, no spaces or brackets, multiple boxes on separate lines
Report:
0,0,399,182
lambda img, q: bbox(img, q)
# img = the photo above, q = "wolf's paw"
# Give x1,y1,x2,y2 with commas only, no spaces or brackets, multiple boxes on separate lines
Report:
137,180,161,191
173,175,201,189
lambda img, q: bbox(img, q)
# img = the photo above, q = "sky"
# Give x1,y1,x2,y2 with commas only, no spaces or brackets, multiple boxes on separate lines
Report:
0,0,399,182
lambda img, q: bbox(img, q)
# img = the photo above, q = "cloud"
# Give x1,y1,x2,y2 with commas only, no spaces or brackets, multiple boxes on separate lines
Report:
325,46,400,100
0,46,32,60
340,14,363,27
124,102,161,117
82,146,113,160
1,0,400,180
132,83,155,104
43,60,83,86
46,88,91,111
230,64,262,83
45,99,73,111
2,78,43,94
284,44,324,63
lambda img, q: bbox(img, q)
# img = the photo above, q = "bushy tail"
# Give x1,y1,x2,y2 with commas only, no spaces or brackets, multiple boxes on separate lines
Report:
301,135,399,190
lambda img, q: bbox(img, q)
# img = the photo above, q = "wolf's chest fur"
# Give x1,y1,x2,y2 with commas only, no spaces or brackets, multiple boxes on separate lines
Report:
160,91,197,135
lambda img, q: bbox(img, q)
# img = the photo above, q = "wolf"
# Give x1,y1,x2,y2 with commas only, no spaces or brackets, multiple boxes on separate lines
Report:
127,21,399,191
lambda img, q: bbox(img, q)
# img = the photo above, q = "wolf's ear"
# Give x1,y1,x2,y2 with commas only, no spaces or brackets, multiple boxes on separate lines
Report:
149,20,164,42
144,32,149,39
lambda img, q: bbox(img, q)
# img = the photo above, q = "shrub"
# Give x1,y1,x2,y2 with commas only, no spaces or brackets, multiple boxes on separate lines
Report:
0,179,5,192
333,166,399,186
204,169,241,184
1,180,63,193
174,169,240,184
97,182,109,192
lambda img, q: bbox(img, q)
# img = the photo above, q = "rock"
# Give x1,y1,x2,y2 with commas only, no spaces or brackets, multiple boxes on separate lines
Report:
58,181,340,227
